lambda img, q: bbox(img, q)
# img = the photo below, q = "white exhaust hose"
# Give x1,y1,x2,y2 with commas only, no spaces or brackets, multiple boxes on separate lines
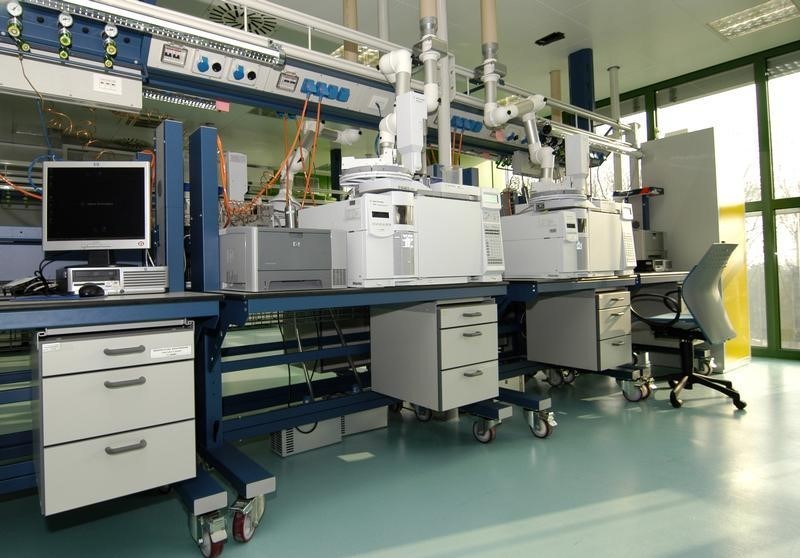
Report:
301,120,362,146
379,49,412,93
484,93,546,130
378,112,397,158
419,49,440,113
522,110,555,181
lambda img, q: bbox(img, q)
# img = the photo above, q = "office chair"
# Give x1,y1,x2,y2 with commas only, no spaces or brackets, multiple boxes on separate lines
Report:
631,243,746,410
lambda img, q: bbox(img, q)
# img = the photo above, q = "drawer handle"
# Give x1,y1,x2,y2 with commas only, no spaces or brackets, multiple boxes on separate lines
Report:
610,312,627,317
462,331,483,338
462,312,483,318
463,369,484,378
104,376,147,389
611,340,627,346
105,439,147,455
608,297,622,302
103,345,146,356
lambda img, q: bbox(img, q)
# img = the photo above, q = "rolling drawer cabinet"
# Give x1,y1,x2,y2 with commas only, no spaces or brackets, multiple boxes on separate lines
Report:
33,320,196,516
526,290,632,371
371,298,499,411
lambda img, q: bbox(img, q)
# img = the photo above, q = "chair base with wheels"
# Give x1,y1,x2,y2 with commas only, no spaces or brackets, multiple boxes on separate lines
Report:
663,332,746,409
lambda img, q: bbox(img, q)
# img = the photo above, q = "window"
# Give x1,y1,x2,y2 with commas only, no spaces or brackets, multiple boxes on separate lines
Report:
776,209,800,349
745,213,767,347
768,53,800,199
594,96,647,196
656,67,761,203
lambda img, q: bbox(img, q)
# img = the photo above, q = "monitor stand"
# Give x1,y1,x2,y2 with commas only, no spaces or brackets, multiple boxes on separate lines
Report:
86,250,113,267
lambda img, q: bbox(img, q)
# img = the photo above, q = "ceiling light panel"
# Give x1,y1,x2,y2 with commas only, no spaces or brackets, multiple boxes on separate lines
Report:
708,0,800,39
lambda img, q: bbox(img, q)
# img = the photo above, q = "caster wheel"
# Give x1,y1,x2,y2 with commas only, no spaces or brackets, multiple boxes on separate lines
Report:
232,511,255,543
472,421,496,444
530,419,552,439
669,391,683,408
546,368,563,386
699,361,713,376
623,385,645,402
414,406,432,422
563,370,576,384
389,401,403,413
156,484,172,495
232,495,264,543
200,532,224,558
642,384,653,400
734,399,747,410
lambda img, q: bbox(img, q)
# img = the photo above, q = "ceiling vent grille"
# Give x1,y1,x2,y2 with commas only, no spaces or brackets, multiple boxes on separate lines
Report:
207,1,278,36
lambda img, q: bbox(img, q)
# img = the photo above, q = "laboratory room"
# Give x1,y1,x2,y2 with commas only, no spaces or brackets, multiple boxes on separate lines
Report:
1,0,799,556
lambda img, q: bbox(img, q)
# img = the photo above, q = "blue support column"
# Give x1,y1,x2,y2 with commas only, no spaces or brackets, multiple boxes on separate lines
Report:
568,48,595,131
155,120,186,292
189,126,220,292
196,315,224,452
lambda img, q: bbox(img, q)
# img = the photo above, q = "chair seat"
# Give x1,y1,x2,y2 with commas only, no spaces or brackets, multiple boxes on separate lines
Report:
640,312,698,331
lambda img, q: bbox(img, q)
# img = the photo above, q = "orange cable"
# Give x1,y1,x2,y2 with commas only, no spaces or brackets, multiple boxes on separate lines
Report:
246,97,310,209
216,135,232,228
301,100,323,208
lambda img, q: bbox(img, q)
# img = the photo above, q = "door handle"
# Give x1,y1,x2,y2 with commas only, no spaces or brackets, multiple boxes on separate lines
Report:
103,345,146,356
104,376,147,389
463,370,484,378
462,331,483,338
105,439,147,455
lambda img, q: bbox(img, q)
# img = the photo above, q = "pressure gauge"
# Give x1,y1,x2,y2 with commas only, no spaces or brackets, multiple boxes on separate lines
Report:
6,2,22,17
58,12,73,27
103,23,118,38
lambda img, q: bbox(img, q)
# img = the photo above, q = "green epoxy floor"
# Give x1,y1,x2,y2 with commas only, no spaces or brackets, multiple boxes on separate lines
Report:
3,358,799,558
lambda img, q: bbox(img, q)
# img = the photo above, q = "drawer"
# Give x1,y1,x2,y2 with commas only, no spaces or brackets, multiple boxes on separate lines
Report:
597,306,631,340
598,334,632,370
40,327,194,377
439,301,497,329
42,361,194,446
596,291,630,310
440,360,499,411
439,322,498,370
41,420,195,516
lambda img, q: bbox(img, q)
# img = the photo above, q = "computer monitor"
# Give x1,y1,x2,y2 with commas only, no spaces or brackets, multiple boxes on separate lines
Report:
42,161,150,266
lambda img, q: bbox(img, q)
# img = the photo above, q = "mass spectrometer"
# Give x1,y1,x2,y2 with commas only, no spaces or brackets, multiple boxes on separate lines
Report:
501,135,637,279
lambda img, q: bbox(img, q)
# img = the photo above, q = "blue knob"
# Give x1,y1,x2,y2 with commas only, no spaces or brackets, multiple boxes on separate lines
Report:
337,87,351,102
233,65,245,80
197,56,209,73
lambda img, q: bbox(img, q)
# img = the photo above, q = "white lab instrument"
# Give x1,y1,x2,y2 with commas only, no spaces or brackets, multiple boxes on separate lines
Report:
501,134,636,279
299,189,418,287
502,199,636,279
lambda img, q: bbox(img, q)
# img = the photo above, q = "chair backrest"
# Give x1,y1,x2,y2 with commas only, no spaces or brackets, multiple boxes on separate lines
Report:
681,243,738,345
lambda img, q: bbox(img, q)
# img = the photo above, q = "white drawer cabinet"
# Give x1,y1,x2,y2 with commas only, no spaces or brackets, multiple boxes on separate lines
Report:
371,299,499,412
526,290,632,372
34,320,196,516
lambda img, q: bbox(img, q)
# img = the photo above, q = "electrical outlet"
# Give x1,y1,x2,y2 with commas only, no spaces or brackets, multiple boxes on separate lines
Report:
192,49,225,79
92,74,123,96
227,59,260,86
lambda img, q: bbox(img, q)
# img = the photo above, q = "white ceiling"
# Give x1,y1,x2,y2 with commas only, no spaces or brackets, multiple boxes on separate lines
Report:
163,0,800,100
